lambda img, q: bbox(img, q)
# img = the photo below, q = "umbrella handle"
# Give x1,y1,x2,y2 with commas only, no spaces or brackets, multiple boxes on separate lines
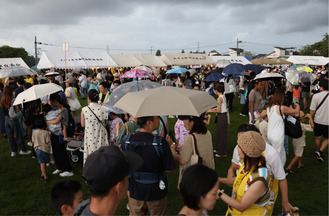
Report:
159,116,167,138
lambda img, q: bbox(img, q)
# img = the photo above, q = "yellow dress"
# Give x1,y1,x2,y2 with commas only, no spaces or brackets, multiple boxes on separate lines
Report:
226,163,273,216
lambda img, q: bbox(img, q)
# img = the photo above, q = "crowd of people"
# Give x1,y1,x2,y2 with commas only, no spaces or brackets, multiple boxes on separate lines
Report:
0,64,328,215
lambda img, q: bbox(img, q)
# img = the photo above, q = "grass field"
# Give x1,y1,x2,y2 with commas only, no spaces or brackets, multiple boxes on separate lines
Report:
0,95,327,215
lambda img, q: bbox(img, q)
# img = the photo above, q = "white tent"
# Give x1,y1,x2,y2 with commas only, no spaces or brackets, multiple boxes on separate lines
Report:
108,54,143,67
37,51,117,69
286,55,329,66
209,56,251,66
134,54,166,67
0,57,30,69
78,51,117,68
160,53,214,65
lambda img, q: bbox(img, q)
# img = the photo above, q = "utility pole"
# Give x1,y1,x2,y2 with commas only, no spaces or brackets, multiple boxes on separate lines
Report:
106,44,109,54
34,36,38,65
150,46,153,54
197,41,200,53
236,38,242,56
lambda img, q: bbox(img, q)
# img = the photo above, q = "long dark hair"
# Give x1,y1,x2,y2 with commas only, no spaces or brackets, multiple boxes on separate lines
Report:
243,154,266,173
189,116,207,134
266,88,285,108
0,86,14,109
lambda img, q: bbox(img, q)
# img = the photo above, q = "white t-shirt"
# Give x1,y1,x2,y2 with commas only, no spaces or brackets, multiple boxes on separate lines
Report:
310,91,329,125
232,143,286,180
78,74,88,88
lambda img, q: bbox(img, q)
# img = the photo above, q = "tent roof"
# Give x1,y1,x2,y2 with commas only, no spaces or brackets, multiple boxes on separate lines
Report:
0,57,30,69
108,54,143,67
250,57,293,65
37,51,117,69
160,53,214,65
286,55,329,66
134,54,166,67
209,56,251,67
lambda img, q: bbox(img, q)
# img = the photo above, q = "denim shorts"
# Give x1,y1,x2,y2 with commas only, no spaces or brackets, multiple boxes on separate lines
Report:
36,149,50,164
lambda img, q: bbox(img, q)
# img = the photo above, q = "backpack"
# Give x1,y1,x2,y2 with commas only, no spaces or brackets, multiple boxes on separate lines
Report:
67,112,75,137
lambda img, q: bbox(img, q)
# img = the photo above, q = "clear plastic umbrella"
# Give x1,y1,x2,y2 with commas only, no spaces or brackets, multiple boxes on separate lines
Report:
104,80,162,114
0,66,37,78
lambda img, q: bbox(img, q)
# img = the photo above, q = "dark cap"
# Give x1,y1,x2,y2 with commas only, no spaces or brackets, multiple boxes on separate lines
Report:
82,146,143,191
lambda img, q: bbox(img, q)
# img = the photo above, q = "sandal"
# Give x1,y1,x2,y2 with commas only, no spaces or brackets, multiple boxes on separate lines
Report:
297,164,304,168
285,168,294,174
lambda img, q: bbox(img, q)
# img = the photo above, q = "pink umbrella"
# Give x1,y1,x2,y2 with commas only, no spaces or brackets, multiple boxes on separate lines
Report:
120,68,154,79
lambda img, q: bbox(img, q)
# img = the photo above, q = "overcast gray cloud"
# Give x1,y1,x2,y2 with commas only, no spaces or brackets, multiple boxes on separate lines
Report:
0,0,327,56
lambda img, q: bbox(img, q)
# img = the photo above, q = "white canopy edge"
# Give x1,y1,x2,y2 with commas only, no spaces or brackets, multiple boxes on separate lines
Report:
286,55,329,66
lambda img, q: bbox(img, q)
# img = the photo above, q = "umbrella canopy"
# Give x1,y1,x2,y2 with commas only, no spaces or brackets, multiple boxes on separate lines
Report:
223,63,246,76
45,72,60,77
134,65,154,73
114,86,218,118
120,68,154,79
0,66,37,78
207,68,223,75
254,72,284,80
241,71,250,76
13,83,63,106
215,59,231,68
104,80,162,114
205,73,224,82
166,66,188,74
296,66,313,73
244,64,265,74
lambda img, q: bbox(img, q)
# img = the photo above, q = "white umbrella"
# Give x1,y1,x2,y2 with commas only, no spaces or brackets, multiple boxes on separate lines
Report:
215,59,231,68
254,72,284,80
45,72,60,77
13,83,63,105
0,66,37,78
114,86,218,118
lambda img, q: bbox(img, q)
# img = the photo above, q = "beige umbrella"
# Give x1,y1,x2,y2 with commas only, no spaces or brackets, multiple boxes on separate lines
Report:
114,86,218,118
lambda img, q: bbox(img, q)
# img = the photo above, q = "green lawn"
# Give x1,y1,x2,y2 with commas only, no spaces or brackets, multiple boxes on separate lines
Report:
0,95,327,215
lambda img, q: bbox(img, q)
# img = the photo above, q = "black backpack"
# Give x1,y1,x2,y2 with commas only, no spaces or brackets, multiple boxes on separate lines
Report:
67,112,75,137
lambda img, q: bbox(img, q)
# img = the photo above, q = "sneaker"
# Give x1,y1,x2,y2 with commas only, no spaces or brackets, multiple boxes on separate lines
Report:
315,150,323,162
213,150,217,153
52,169,62,175
126,203,130,210
59,171,74,177
19,150,31,155
27,142,33,147
239,113,247,117
11,152,17,157
285,168,294,174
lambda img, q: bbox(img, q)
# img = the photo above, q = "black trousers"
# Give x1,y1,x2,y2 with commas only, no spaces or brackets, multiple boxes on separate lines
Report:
51,133,72,172
225,93,234,111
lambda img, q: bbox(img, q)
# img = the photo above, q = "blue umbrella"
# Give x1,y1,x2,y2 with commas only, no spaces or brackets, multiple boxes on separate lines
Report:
244,64,265,74
205,73,224,82
223,63,246,76
166,66,188,74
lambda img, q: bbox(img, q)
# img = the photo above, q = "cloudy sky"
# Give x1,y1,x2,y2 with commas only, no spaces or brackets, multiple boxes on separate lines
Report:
0,0,327,57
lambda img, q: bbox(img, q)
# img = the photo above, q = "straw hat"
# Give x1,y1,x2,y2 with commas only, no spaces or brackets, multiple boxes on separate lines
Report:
238,131,265,158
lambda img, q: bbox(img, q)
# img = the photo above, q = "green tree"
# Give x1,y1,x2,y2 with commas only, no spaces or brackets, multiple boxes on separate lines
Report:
299,33,328,57
181,49,185,53
0,45,35,67
155,49,161,56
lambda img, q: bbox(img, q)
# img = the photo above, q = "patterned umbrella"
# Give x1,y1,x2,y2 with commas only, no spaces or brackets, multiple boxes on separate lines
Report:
120,68,154,79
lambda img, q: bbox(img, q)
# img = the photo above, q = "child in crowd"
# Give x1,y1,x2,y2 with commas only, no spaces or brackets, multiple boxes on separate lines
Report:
108,108,123,145
285,111,314,174
259,110,269,144
51,180,83,216
32,119,51,181
44,103,69,141
292,85,301,104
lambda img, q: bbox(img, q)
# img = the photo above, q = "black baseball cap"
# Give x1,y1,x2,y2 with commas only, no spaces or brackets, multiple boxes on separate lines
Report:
82,146,143,191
